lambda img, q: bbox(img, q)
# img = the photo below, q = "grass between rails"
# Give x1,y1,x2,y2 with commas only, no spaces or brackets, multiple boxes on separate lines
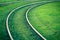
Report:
28,2,60,40
8,5,43,40
0,0,59,40
0,1,41,40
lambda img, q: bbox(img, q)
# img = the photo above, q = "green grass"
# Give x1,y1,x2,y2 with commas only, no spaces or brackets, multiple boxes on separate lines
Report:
0,0,49,3
0,2,25,40
0,0,60,40
28,2,60,40
0,2,47,40
0,1,39,40
8,6,43,40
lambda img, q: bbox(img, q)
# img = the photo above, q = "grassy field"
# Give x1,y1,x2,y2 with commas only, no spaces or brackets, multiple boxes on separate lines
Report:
0,0,60,40
28,2,60,40
0,0,44,40
8,6,43,40
0,1,40,40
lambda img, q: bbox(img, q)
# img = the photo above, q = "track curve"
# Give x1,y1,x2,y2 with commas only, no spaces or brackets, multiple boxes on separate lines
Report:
6,0,60,40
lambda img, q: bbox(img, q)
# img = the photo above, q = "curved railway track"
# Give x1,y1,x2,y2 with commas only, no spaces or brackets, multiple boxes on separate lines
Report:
0,0,60,40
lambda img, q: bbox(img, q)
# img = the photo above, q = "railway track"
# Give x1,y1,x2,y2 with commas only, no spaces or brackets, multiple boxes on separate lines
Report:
0,0,60,40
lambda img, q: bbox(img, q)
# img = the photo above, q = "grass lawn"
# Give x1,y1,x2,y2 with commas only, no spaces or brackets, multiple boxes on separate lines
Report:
0,1,40,40
8,6,43,40
0,1,45,40
28,2,60,40
0,0,60,40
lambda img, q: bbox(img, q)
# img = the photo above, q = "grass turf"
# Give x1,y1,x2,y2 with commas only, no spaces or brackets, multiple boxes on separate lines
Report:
0,1,46,40
8,6,43,40
28,2,60,40
0,0,60,40
0,1,39,40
